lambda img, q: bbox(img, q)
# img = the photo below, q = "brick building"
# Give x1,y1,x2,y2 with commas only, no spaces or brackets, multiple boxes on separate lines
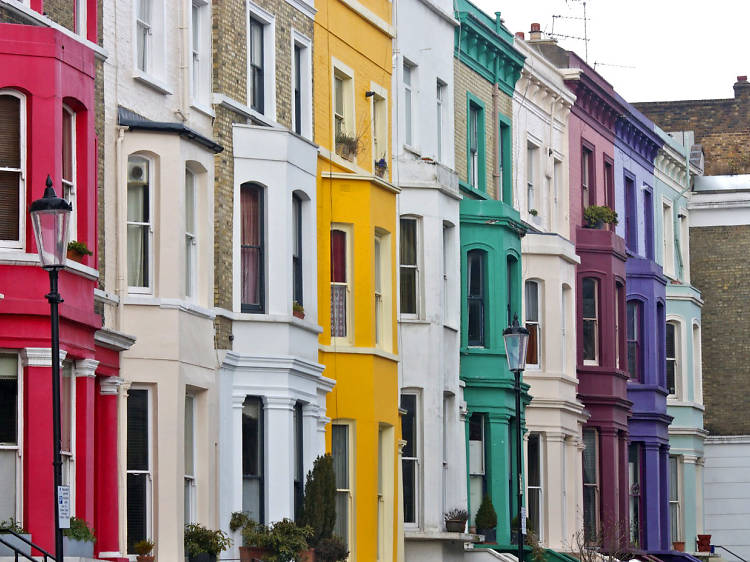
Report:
635,77,750,559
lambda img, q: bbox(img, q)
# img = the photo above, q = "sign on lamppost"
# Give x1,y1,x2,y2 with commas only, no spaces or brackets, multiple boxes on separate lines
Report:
58,485,70,529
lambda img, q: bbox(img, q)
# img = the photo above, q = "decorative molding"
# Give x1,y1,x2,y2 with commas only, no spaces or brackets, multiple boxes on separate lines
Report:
20,348,67,367
283,0,316,19
338,0,394,37
74,358,99,378
94,328,136,352
99,377,124,396
320,170,401,194
705,435,750,445
318,344,399,363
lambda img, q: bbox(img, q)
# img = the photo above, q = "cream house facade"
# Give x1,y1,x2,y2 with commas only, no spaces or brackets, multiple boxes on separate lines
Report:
512,37,587,551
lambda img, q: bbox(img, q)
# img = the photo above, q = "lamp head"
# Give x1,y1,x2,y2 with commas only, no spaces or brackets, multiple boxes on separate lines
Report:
29,175,72,269
503,313,530,372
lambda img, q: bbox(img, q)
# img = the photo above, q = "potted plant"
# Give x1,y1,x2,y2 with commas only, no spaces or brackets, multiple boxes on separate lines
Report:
0,518,31,557
184,523,232,562
67,240,93,262
697,534,712,552
474,496,497,543
335,132,360,161
583,205,618,229
673,540,685,552
293,301,305,319
374,157,388,178
241,519,312,562
528,209,538,217
134,539,155,561
444,508,469,533
62,517,96,557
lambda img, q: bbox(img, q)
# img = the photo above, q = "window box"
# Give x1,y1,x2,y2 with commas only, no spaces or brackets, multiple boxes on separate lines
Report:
63,536,94,558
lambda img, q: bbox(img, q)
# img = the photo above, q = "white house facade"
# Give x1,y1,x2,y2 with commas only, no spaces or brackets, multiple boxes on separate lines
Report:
392,0,469,560
512,37,587,551
102,0,221,557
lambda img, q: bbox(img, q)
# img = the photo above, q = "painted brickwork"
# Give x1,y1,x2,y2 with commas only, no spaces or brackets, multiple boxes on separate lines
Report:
689,225,750,435
453,59,511,201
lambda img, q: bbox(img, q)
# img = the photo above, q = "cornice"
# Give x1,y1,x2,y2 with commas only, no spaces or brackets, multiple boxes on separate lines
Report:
566,78,622,133
615,115,662,165
654,146,689,187
515,73,574,118
20,348,67,367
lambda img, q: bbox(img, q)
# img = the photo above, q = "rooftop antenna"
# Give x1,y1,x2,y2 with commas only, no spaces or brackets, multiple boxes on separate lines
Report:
550,0,590,61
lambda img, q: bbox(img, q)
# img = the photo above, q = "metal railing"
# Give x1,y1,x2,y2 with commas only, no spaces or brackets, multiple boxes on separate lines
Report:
0,529,55,561
714,545,748,562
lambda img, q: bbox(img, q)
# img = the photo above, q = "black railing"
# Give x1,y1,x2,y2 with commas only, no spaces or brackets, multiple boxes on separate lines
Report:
0,529,55,561
714,545,749,562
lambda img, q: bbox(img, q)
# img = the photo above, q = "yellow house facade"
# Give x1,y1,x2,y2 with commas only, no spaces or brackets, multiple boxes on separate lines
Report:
314,0,401,560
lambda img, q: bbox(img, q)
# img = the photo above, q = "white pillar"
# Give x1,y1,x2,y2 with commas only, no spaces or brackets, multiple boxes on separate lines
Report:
264,396,296,522
231,394,245,516
302,403,326,475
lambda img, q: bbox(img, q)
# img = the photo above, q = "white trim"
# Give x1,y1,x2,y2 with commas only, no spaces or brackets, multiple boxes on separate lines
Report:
318,344,399,362
338,0,394,37
126,154,155,294
283,0,316,18
246,1,276,120
133,70,174,95
0,352,23,523
20,348,68,368
291,30,313,139
0,89,26,250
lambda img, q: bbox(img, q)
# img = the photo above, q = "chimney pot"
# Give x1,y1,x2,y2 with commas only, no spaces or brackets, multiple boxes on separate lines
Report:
738,75,748,82
531,23,541,32
529,22,543,41
515,31,525,39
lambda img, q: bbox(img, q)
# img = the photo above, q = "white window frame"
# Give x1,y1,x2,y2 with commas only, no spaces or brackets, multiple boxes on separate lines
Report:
184,393,196,524
468,104,480,190
134,0,165,81
403,60,415,148
400,392,419,528
62,104,77,242
0,90,26,250
190,0,210,109
526,433,544,542
581,147,592,210
135,0,152,73
669,455,682,543
374,229,391,351
692,321,702,404
370,81,388,173
666,317,682,399
582,278,599,366
436,80,446,162
468,413,485,524
527,141,539,218
291,31,313,139
582,428,600,542
127,155,154,294
374,235,383,347
678,210,690,283
0,353,23,523
330,224,353,345
524,279,541,369
332,59,355,156
662,198,675,278
75,0,87,37
399,216,420,319
185,168,197,300
332,421,354,556
61,361,76,516
246,2,276,119
127,386,153,554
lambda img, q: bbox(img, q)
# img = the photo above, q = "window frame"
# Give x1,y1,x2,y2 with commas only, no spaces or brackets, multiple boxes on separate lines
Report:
292,194,303,307
0,90,26,250
332,421,354,551
370,82,388,173
627,300,643,382
399,216,420,319
669,455,682,543
466,96,485,192
666,318,682,398
61,362,76,517
246,3,275,118
436,80,445,162
582,428,599,544
498,115,512,202
403,60,415,147
693,322,702,404
643,186,654,260
662,198,676,278
374,234,384,347
293,402,304,521
135,0,152,73
582,277,599,366
291,31,312,138
330,224,353,343
525,279,541,369
625,173,637,251
628,442,642,547
466,249,487,347
126,386,153,554
242,396,265,524
526,140,539,218
240,182,265,314
468,413,486,525
581,143,594,212
185,168,197,300
127,155,154,294
190,0,210,108
0,353,23,523
603,156,614,210
400,393,419,528
332,59,355,158
527,433,544,542
75,0,87,38
184,393,196,525
62,104,77,242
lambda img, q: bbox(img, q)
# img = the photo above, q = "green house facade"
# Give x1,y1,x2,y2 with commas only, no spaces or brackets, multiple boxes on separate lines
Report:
454,0,527,544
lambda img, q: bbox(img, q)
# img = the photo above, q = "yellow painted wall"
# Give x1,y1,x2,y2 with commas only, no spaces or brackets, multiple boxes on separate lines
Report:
314,0,400,559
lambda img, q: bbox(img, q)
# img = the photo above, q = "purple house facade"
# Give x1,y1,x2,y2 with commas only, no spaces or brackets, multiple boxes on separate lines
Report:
614,101,672,552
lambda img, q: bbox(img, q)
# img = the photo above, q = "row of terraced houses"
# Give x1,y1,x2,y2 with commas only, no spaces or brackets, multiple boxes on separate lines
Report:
2,0,750,559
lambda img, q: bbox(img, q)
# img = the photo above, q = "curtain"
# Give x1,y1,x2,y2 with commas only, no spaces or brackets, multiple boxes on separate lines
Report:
241,186,261,306
127,184,147,287
0,95,21,241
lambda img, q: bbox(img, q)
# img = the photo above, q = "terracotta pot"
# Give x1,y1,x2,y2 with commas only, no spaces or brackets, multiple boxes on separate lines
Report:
293,308,305,319
445,519,466,533
239,546,270,561
697,534,712,552
67,248,85,263
299,548,316,562
375,166,387,178
673,541,685,552
136,556,155,562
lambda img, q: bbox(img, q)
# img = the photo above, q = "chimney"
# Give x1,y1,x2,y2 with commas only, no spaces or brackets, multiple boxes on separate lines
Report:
734,75,750,100
515,31,525,40
529,23,542,41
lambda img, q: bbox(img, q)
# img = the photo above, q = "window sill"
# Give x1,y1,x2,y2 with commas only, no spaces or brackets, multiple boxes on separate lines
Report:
191,101,215,118
399,316,428,324
459,181,490,200
403,144,422,158
133,71,173,95
318,343,398,362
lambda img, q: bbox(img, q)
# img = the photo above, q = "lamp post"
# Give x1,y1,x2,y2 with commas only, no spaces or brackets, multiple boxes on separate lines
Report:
503,314,529,562
30,175,72,562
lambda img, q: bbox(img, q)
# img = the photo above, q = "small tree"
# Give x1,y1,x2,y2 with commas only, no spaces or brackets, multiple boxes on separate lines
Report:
474,495,497,531
299,454,336,546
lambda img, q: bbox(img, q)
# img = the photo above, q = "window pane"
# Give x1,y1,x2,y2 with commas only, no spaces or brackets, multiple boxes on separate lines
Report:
583,486,597,541
583,321,596,361
332,425,349,489
185,171,195,233
666,323,675,358
0,95,21,168
331,285,347,337
528,434,540,486
127,473,148,553
61,364,72,453
400,269,417,314
0,450,16,520
335,77,344,116
0,355,18,444
525,281,538,322
241,185,263,308
582,430,596,484
400,219,417,266
402,458,416,524
335,491,349,545
400,395,416,457
127,389,149,471
468,300,484,345
185,395,194,475
330,230,347,283
0,171,20,241
242,397,263,522
527,324,539,365
468,252,482,297
582,278,596,318
62,110,73,183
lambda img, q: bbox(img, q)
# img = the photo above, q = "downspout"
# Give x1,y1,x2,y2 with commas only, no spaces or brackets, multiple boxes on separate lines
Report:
177,0,189,120
115,126,126,331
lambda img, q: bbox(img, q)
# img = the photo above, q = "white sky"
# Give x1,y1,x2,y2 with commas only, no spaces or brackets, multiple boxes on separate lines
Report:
471,0,748,103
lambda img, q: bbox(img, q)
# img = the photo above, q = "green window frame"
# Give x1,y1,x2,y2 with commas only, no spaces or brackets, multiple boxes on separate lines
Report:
466,93,486,193
498,113,512,203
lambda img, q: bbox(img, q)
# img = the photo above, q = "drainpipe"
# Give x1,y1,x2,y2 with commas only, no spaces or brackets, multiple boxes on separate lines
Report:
492,80,499,198
115,126,126,331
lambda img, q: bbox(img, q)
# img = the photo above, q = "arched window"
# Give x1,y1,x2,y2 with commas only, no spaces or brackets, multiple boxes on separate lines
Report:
627,300,642,381
127,155,152,291
241,183,264,312
666,320,681,396
0,90,25,248
467,250,486,347
525,280,541,367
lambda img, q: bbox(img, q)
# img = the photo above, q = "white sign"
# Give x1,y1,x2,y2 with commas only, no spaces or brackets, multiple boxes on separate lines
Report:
520,507,527,535
58,485,70,529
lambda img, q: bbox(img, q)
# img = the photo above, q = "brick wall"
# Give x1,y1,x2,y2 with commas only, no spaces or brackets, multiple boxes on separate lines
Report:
43,0,75,32
690,225,750,435
0,6,29,24
454,59,512,201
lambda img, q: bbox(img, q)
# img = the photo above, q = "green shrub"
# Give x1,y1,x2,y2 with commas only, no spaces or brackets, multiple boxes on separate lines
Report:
315,536,349,562
474,496,497,530
67,240,93,255
184,523,231,556
243,519,312,562
62,517,96,543
583,205,618,228
133,539,155,556
299,454,336,547
0,518,26,534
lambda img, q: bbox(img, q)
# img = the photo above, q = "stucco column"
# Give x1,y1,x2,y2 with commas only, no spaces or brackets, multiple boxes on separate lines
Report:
487,413,510,544
231,394,246,517
95,376,124,560
20,348,66,553
302,403,327,474
642,443,662,550
264,396,296,522
74,358,98,525
682,455,699,552
572,435,586,548
545,432,566,548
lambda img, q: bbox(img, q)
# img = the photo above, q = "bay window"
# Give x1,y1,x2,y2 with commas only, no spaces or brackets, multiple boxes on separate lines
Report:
62,105,77,240
127,388,152,554
127,156,152,291
0,354,19,521
627,301,642,381
582,278,599,365
582,428,599,543
242,396,264,523
467,250,486,347
241,183,264,313
525,280,541,367
399,217,419,316
330,227,351,339
0,91,25,248
401,393,418,526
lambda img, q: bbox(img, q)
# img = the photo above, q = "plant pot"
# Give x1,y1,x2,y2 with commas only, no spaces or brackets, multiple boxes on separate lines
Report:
672,541,685,552
299,547,316,562
293,309,305,319
240,546,270,561
0,533,32,556
478,528,496,543
375,166,387,178
67,249,86,263
63,536,94,557
336,143,355,162
136,556,155,562
445,519,466,533
697,534,712,552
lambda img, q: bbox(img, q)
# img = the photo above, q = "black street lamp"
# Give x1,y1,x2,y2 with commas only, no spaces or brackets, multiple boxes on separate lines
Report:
503,314,529,562
30,175,72,562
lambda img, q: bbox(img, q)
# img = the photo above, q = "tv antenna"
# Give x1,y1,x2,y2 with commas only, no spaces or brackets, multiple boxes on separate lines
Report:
550,0,589,62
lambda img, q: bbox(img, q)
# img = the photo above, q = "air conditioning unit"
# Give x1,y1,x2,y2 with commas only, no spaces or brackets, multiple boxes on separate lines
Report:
128,161,147,183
